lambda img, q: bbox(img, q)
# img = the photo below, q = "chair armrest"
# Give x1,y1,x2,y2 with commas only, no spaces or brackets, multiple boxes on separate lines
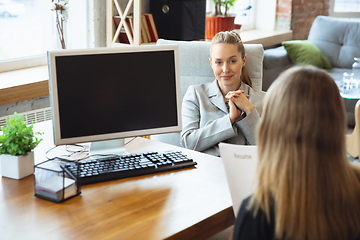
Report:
262,46,293,91
263,46,291,69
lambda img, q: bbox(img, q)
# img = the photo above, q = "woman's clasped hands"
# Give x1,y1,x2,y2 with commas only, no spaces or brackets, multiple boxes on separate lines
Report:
226,90,254,124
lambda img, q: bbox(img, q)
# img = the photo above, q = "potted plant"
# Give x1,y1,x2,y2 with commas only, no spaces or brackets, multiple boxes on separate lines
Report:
0,113,43,179
206,0,251,40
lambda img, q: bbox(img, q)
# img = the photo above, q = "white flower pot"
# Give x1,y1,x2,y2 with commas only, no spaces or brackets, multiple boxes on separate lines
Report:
0,151,34,179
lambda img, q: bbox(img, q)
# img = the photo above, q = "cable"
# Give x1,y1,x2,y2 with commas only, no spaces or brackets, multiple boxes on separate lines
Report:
45,144,90,161
65,144,87,153
45,137,138,161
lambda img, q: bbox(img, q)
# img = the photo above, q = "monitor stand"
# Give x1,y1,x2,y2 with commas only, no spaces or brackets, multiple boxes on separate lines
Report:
89,139,129,157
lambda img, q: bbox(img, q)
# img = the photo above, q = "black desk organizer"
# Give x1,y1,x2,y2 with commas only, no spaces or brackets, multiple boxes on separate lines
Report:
34,158,81,203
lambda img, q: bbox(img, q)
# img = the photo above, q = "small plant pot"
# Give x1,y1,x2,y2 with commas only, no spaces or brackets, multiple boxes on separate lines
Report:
205,15,236,40
1,151,34,179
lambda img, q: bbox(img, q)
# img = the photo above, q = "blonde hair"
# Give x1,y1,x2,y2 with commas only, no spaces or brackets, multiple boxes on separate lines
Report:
251,65,360,240
210,30,252,88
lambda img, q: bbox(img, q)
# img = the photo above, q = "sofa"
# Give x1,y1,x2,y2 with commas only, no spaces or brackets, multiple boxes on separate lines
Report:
263,15,360,126
151,39,264,147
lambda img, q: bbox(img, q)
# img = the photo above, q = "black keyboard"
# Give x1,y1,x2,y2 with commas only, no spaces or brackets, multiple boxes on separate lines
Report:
61,150,197,185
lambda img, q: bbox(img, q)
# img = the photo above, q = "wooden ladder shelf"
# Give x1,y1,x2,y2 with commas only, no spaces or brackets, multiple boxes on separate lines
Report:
106,0,142,46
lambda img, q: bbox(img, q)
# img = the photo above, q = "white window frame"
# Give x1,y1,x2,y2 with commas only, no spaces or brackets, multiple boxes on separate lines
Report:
329,0,360,18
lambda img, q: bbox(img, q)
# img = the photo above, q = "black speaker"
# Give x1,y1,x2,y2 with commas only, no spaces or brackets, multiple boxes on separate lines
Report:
150,0,206,41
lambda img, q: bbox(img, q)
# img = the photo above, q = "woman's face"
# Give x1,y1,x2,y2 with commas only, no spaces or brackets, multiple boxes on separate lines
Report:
210,43,247,90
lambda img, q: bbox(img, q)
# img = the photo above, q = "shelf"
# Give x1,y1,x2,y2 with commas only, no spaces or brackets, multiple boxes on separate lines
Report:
106,0,142,46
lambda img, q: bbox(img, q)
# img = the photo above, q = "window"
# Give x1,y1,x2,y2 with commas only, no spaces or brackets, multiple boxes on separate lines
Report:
0,0,93,72
0,0,52,70
334,0,360,12
233,0,255,30
206,0,278,31
329,0,360,17
0,0,44,61
206,0,255,30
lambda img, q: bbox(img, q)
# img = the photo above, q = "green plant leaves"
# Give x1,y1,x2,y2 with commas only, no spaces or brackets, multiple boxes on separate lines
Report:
0,112,43,156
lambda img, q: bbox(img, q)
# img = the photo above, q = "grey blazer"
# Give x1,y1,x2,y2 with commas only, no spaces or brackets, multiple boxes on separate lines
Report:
180,79,265,156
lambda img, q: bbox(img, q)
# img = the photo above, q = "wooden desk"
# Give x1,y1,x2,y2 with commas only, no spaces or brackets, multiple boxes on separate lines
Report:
0,121,235,240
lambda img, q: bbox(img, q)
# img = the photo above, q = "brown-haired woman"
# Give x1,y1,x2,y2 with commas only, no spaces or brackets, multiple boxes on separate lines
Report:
180,31,265,156
233,65,360,240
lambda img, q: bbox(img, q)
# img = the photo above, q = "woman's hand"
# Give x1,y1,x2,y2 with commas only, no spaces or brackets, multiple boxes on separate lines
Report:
226,90,254,115
228,100,242,124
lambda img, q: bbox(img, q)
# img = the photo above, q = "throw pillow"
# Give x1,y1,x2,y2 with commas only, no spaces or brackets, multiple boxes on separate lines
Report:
282,40,333,69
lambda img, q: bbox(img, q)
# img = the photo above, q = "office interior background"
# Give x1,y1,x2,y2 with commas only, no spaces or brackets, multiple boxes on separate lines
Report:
0,0,359,120
0,1,360,239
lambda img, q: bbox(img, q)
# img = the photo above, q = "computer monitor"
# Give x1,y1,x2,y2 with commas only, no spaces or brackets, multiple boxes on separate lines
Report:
47,45,181,156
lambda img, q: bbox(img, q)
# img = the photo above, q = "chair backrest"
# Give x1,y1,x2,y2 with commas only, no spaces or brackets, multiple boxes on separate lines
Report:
151,39,264,147
308,16,360,68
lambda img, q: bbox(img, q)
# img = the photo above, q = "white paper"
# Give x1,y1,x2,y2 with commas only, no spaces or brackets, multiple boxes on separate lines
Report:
219,143,258,217
35,175,75,193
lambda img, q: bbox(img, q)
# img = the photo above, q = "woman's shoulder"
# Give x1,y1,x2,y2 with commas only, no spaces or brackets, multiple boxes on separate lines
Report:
233,196,275,240
250,87,266,100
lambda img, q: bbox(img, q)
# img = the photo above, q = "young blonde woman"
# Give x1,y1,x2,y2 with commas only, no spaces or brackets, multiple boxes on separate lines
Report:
233,65,360,240
180,31,265,156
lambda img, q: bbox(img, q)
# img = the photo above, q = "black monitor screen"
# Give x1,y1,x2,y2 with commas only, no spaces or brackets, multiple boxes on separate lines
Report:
48,45,181,146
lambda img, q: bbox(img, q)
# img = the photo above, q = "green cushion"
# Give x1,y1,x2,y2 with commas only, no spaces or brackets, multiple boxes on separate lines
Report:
282,40,333,69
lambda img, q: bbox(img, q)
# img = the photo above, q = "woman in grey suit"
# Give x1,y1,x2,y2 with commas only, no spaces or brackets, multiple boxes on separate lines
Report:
180,31,265,156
